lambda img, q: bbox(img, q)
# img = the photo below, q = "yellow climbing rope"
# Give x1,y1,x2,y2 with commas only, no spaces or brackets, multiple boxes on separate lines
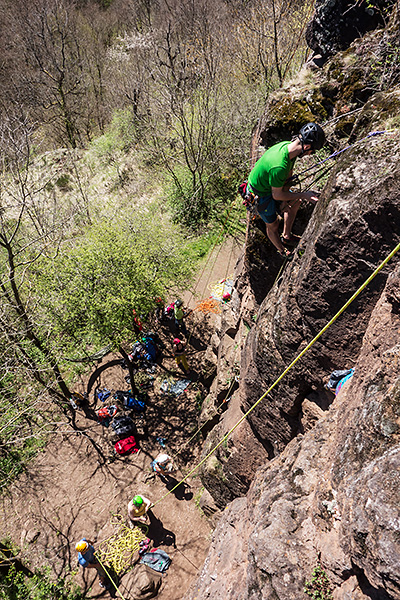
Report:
151,240,400,508
208,276,233,299
96,515,147,575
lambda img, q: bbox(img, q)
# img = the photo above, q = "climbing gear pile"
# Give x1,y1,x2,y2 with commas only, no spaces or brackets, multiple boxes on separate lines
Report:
194,298,221,314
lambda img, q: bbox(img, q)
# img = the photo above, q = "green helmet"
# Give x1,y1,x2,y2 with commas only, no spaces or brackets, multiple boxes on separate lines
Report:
132,495,143,506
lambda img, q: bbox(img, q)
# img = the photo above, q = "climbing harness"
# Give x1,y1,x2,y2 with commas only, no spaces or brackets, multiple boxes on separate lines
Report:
151,239,400,509
238,180,259,215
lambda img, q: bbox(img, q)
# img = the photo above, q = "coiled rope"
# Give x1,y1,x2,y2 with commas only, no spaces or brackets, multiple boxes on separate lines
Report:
96,516,147,575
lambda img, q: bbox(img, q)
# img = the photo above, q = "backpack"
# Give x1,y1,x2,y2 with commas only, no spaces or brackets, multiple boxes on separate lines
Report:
114,390,146,412
111,414,135,437
140,549,171,573
114,435,138,455
96,387,111,402
98,405,118,419
143,340,157,363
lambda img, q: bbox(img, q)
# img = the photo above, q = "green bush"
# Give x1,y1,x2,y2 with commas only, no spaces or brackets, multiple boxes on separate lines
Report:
90,108,137,163
304,564,333,600
0,565,85,600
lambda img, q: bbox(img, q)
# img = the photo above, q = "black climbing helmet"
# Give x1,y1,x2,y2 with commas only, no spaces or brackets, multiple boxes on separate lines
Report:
298,122,326,151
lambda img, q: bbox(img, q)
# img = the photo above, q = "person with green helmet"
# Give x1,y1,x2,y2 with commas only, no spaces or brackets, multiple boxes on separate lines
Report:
247,122,326,257
128,494,152,524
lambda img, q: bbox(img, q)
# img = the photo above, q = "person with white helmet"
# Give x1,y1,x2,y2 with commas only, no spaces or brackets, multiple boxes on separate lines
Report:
173,299,188,337
75,538,108,588
152,453,175,483
247,122,326,257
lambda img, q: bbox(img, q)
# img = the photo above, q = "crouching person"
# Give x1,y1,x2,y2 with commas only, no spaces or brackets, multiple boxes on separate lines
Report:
128,494,152,525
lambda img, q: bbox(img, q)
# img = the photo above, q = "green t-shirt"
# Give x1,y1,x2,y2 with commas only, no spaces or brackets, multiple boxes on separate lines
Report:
248,141,295,197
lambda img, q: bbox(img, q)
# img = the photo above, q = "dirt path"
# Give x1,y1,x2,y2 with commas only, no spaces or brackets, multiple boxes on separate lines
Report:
183,235,244,308
0,234,245,600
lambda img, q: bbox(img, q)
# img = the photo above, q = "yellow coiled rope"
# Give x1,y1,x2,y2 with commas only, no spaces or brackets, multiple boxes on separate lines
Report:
96,514,148,575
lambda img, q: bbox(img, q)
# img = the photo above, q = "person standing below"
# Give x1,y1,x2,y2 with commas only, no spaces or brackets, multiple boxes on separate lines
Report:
152,453,176,483
247,122,326,257
128,494,152,524
174,299,188,336
75,539,108,588
172,338,190,374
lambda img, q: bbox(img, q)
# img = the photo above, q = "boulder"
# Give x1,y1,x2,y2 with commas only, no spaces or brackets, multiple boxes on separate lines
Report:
119,564,162,600
305,0,394,58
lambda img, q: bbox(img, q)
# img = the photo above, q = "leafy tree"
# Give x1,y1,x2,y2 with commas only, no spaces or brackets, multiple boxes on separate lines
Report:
33,212,194,388
0,563,84,600
0,113,79,403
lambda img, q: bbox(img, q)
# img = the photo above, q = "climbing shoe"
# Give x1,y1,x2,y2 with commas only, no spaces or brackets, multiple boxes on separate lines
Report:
278,247,294,259
280,233,301,247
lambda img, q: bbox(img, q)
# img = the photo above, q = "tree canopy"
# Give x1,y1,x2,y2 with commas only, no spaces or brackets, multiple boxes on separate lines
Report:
33,212,194,355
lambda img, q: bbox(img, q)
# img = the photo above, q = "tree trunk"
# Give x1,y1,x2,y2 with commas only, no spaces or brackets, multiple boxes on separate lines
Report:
118,345,139,395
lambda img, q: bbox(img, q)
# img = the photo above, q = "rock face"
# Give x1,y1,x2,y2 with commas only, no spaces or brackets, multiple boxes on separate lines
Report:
305,0,395,58
185,264,400,599
189,8,400,600
198,9,400,508
199,96,400,508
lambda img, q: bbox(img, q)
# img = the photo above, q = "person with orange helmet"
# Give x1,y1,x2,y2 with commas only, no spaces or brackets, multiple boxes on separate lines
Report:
75,538,108,588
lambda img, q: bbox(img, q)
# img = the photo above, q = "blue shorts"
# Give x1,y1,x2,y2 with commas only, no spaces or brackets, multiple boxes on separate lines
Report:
257,195,279,224
248,184,279,224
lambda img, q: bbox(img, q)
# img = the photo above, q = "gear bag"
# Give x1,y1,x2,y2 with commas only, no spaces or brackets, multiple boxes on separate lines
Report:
238,180,257,210
114,435,138,455
111,414,135,437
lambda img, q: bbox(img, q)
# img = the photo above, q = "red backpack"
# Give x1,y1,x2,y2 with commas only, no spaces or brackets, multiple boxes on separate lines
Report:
114,435,138,455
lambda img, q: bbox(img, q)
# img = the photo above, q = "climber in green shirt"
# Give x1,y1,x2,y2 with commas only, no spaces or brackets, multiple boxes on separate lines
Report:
248,122,326,257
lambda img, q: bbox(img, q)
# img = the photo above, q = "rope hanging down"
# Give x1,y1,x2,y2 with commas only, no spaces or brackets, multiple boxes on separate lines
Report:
151,240,400,508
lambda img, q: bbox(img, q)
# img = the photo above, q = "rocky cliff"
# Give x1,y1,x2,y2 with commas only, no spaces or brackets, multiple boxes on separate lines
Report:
186,5,400,599
186,262,400,599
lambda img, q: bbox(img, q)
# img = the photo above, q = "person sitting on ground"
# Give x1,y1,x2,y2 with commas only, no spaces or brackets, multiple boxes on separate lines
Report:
75,538,108,588
247,122,326,257
172,338,190,374
174,299,188,336
152,453,175,482
128,494,152,524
